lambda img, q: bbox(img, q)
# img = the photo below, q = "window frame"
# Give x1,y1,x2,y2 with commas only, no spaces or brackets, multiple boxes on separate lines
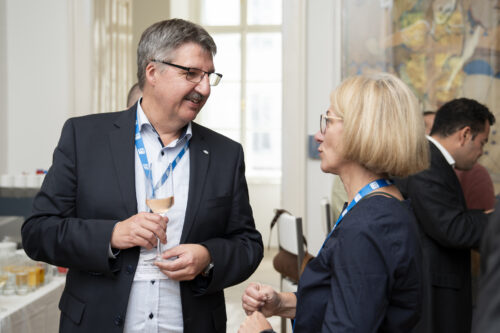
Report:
192,0,282,182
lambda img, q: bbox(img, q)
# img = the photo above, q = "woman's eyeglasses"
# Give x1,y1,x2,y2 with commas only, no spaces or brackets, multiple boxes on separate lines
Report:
320,113,343,134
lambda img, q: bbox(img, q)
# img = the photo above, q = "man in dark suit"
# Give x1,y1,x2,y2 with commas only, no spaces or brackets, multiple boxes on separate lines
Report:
396,98,495,333
472,201,500,333
21,19,263,333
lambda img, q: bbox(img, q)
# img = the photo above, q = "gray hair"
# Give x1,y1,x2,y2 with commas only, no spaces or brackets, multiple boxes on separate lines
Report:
137,18,217,89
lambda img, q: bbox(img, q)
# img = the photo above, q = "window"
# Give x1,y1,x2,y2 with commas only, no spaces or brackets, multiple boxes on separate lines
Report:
196,0,282,179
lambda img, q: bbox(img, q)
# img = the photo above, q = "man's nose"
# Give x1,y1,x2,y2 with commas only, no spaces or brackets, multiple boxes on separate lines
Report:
195,74,211,96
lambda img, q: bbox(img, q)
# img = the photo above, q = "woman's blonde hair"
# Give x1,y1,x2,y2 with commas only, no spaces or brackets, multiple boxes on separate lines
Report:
331,73,429,177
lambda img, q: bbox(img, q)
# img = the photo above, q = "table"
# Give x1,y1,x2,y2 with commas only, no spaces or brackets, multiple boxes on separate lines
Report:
0,276,65,333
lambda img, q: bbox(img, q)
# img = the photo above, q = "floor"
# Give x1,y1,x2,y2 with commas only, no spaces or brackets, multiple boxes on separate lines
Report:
225,247,283,332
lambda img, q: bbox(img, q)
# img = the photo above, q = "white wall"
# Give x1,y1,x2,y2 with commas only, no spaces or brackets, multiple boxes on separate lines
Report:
6,0,69,174
282,0,307,225
70,1,93,118
0,0,7,174
131,0,170,79
248,181,281,248
304,0,342,253
281,0,342,254
1,0,93,175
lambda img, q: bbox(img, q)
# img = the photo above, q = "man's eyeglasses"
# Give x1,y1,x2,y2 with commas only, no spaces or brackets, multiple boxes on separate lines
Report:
320,113,343,134
151,60,223,86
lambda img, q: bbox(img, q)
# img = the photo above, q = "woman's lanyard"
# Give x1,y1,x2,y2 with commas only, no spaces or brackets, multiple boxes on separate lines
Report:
134,113,190,193
317,178,393,255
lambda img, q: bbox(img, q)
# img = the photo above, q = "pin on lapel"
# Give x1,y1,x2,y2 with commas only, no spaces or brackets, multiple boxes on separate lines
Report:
203,150,209,155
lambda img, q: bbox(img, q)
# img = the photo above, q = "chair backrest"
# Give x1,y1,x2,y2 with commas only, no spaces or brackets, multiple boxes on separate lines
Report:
276,212,305,277
320,197,333,234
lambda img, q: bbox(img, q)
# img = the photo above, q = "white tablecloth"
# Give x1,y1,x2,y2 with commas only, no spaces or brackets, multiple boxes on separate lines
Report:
0,276,65,333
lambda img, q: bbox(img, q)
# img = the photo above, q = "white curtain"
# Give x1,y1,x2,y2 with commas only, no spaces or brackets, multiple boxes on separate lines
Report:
93,0,133,113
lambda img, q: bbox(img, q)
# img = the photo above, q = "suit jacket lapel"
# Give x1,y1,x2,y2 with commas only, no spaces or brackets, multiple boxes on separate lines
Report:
181,122,210,243
108,107,138,218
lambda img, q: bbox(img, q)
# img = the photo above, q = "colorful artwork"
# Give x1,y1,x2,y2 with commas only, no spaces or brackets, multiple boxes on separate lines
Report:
343,0,500,182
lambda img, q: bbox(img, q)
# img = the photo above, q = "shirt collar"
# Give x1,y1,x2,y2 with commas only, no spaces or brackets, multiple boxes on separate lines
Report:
136,98,192,145
427,135,455,167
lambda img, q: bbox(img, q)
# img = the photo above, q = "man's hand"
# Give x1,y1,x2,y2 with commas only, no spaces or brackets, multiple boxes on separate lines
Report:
111,212,167,250
154,244,211,281
238,311,273,333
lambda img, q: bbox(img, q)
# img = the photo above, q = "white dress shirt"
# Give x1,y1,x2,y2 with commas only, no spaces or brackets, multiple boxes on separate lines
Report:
427,135,455,167
124,99,191,333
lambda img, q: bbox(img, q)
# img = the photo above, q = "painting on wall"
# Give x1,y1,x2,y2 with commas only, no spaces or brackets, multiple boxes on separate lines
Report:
342,0,500,182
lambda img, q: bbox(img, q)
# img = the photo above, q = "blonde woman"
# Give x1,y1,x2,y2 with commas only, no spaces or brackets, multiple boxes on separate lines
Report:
240,73,429,332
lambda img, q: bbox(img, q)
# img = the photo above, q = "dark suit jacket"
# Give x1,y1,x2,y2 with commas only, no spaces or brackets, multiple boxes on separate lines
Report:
21,106,263,333
472,202,500,333
396,141,488,333
294,195,423,332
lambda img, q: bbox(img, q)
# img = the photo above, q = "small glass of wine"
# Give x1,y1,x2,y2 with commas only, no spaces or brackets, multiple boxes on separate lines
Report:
145,162,174,261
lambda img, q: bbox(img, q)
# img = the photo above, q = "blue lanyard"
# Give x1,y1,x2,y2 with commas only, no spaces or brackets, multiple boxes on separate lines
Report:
134,112,190,193
317,178,392,255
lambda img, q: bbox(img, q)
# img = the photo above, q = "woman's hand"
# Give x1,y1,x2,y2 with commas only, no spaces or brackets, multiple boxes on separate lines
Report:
241,282,281,317
238,311,273,333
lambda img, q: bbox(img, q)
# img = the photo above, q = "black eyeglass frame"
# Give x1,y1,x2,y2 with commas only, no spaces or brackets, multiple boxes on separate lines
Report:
151,59,223,86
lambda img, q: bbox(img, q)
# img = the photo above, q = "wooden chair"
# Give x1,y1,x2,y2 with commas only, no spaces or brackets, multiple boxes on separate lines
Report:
276,212,304,333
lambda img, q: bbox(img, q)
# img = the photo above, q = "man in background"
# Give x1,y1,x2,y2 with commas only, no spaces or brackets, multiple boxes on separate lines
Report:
22,18,263,333
397,98,495,333
424,107,496,308
126,82,142,108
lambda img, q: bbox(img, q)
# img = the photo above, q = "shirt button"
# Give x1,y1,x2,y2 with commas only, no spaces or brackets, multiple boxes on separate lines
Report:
114,315,123,326
151,280,155,285
149,313,154,319
161,151,164,156
126,265,134,274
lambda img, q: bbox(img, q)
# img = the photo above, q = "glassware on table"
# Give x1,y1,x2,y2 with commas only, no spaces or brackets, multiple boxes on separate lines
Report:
0,273,7,293
44,263,55,284
35,262,46,286
0,250,52,295
3,273,16,295
145,162,174,261
27,266,38,291
0,258,9,295
24,261,45,290
14,267,29,295
0,253,8,294
1,254,16,295
13,253,31,295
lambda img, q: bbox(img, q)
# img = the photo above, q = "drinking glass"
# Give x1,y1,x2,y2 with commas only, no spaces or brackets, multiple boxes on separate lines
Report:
145,162,174,261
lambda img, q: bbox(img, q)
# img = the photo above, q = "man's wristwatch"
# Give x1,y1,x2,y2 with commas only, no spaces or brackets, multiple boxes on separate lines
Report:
201,262,214,277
